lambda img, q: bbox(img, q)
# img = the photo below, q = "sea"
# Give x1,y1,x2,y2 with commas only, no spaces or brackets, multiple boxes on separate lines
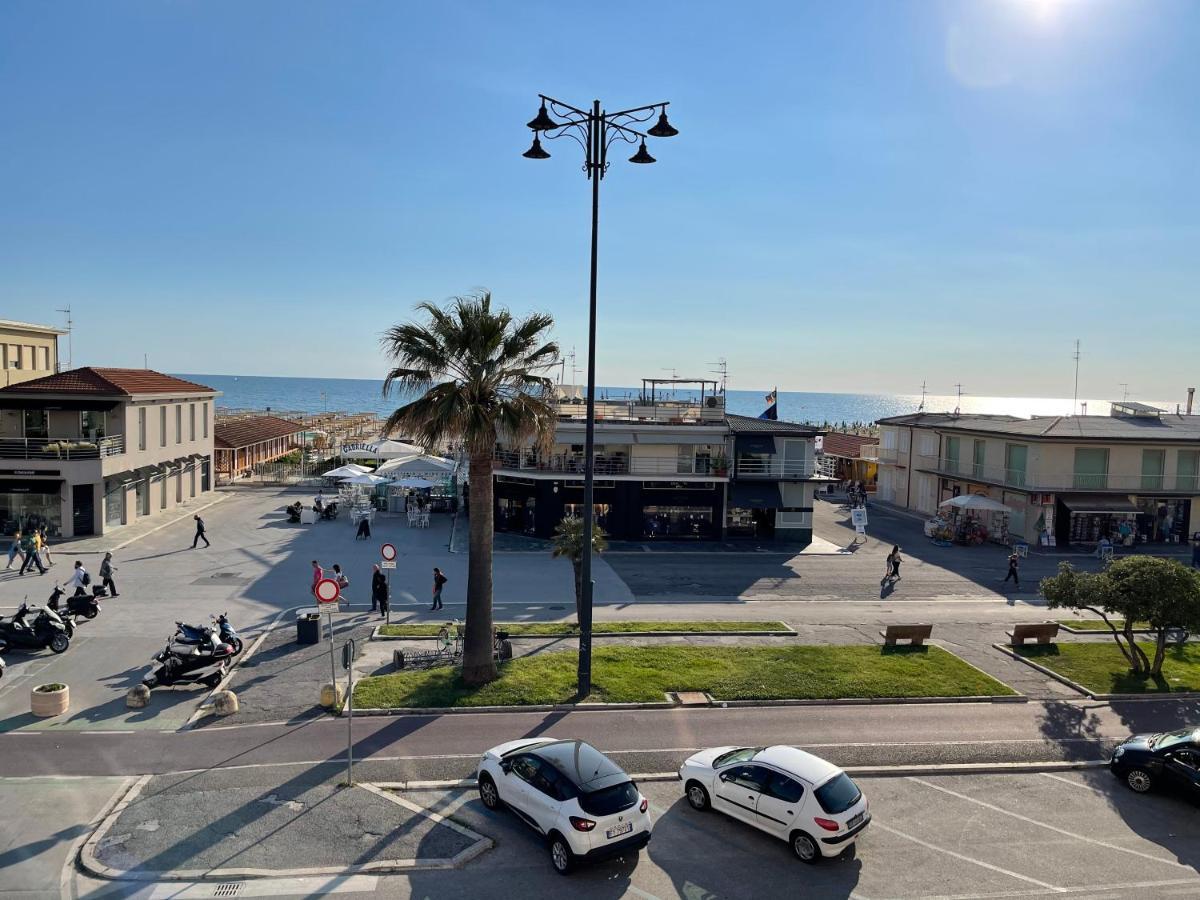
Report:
174,374,1149,429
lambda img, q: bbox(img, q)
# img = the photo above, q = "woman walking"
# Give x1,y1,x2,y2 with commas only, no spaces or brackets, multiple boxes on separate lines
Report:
5,530,23,570
38,527,53,568
889,545,902,581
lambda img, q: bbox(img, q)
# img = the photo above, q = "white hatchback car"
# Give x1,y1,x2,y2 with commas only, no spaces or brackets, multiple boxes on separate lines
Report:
476,737,652,875
678,745,869,862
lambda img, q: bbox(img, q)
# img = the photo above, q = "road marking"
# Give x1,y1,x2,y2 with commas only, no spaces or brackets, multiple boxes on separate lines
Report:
871,820,1065,892
148,875,379,898
866,877,1200,900
1039,771,1101,790
907,777,1194,869
81,730,135,735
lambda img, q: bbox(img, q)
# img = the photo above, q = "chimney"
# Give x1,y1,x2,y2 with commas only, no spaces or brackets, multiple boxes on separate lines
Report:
1188,387,1195,415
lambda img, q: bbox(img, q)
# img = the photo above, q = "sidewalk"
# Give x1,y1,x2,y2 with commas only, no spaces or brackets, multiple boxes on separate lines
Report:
53,491,230,555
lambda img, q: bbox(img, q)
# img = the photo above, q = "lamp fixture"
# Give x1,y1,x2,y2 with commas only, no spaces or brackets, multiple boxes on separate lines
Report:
628,141,656,164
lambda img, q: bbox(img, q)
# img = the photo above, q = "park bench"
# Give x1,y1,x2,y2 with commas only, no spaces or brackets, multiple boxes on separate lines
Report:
1007,623,1059,646
879,624,933,647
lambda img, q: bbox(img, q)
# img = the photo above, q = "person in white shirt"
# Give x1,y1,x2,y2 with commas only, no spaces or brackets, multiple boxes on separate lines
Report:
66,560,91,596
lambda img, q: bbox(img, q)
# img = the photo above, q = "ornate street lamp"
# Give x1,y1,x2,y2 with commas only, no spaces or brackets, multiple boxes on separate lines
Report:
522,95,678,696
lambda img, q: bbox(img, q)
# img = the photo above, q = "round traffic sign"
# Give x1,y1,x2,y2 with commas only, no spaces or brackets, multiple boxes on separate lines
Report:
380,542,397,562
314,577,341,603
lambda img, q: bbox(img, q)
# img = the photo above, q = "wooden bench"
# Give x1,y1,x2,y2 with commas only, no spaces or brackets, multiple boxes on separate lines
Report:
1007,623,1059,646
880,624,933,647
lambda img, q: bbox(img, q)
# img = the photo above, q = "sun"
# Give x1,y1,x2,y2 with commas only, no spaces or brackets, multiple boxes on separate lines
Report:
1016,0,1068,26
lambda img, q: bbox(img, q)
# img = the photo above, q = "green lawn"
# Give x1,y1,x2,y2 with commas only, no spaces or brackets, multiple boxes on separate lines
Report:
353,644,1014,708
377,620,789,638
1057,619,1152,632
1016,641,1200,694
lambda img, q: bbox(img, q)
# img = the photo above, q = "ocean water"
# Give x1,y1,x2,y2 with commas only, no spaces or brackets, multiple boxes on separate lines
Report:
177,373,1131,427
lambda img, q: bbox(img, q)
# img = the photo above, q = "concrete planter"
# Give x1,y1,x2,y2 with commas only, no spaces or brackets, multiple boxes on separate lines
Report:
31,683,69,717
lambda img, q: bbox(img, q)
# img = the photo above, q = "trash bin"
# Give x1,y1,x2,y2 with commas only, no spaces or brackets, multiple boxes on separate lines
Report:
297,613,321,645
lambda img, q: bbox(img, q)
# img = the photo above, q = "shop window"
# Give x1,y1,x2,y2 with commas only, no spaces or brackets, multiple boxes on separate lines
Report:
0,488,62,536
563,503,611,532
1073,448,1109,490
642,505,713,539
1178,451,1199,492
104,481,124,526
1140,450,1165,491
23,409,49,440
496,497,537,535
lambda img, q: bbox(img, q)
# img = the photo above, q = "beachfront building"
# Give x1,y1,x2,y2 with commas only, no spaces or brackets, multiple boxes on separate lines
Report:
0,368,218,538
1,319,66,387
490,380,826,543
817,431,879,492
214,416,305,481
875,402,1200,547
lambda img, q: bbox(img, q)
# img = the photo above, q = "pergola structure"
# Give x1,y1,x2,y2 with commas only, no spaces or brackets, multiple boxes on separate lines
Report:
214,415,304,480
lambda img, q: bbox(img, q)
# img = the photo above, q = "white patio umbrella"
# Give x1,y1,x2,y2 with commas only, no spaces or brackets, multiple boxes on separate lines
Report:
321,463,370,479
397,476,436,489
370,439,425,459
345,473,389,486
339,448,382,461
376,453,455,477
938,494,1012,513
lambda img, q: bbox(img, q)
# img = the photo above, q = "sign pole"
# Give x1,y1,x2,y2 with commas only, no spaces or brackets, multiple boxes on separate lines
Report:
328,610,336,688
385,569,391,626
342,638,355,785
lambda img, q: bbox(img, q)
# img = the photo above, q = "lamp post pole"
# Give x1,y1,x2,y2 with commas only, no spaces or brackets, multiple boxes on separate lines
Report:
523,95,678,697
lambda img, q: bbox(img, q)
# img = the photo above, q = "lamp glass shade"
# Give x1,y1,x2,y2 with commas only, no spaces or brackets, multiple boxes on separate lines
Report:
526,103,559,131
628,141,656,164
522,136,551,159
647,111,678,138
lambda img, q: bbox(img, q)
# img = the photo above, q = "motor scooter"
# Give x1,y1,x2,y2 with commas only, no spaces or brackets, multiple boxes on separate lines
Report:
0,601,72,653
47,584,101,622
143,638,232,689
174,612,243,656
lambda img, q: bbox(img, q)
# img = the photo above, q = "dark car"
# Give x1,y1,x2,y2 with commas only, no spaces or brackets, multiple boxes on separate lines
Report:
1110,727,1200,797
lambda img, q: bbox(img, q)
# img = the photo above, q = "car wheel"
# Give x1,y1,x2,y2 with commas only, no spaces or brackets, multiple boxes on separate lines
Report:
791,830,821,864
549,833,574,875
49,633,70,654
686,781,711,811
478,774,501,810
1125,768,1154,793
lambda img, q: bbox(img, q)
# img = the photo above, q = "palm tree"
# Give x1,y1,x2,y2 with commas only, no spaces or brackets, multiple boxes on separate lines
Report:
381,292,558,685
551,516,608,625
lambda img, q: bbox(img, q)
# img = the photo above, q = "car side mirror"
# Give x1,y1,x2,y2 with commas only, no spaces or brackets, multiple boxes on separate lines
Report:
718,771,730,783
499,759,512,775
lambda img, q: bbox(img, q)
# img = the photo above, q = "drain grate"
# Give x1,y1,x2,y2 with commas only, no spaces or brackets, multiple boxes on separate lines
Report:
213,883,243,898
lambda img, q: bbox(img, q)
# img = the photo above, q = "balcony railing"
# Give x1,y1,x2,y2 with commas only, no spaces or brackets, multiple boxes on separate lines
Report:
916,456,1200,493
0,435,125,460
877,446,899,463
735,458,821,478
493,449,728,477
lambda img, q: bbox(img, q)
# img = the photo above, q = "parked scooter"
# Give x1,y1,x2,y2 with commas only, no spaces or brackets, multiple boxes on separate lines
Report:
174,612,243,656
0,652,6,681
0,601,73,654
143,638,232,689
47,584,102,622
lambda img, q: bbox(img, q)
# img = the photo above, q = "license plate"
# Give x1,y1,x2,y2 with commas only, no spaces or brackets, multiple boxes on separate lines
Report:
606,821,633,840
847,812,864,829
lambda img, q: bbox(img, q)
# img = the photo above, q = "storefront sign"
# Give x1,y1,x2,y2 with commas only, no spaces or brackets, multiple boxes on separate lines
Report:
0,469,60,477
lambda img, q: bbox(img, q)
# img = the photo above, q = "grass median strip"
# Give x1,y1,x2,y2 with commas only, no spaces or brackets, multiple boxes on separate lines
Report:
1016,642,1200,694
353,644,1014,708
378,620,788,637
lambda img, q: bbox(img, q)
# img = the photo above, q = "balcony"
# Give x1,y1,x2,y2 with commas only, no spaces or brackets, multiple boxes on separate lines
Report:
915,456,1200,493
877,446,899,463
0,435,125,460
735,457,822,479
493,449,727,478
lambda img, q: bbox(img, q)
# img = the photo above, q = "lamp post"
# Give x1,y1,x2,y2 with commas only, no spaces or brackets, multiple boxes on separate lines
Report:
523,95,678,696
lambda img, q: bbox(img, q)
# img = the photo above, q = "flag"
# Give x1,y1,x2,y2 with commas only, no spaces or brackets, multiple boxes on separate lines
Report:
759,388,778,421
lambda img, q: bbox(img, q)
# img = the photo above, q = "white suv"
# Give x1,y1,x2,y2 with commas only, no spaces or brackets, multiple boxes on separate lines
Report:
678,745,870,862
476,738,652,874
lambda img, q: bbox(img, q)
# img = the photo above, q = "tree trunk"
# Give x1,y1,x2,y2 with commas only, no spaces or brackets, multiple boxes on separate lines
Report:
572,559,583,625
1150,629,1168,677
461,450,497,685
1087,606,1138,671
1123,621,1149,676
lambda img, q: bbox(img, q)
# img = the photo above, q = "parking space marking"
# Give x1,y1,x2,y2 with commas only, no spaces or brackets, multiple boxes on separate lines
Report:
908,777,1194,870
871,821,1065,892
1039,772,1099,791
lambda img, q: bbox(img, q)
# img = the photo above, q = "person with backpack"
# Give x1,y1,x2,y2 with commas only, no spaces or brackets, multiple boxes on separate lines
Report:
66,559,90,595
19,530,45,575
431,567,447,611
332,563,350,605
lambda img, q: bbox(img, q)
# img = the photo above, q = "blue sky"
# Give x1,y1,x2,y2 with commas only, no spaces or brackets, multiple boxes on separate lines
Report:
1,0,1196,402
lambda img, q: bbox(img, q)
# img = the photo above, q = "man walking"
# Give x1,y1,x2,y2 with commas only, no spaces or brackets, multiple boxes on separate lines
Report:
191,515,210,549
19,530,45,575
1004,552,1020,589
100,551,119,597
431,566,447,611
371,564,389,618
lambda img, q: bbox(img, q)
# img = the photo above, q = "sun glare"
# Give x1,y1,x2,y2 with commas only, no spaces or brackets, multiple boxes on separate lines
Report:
1017,0,1068,26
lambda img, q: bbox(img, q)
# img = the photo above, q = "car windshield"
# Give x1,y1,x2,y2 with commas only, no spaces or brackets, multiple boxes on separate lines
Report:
713,747,764,768
1150,728,1197,750
814,773,862,815
578,780,638,817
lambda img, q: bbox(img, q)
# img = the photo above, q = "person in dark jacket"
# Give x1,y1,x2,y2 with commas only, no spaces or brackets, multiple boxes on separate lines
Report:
371,564,389,617
191,515,210,548
100,551,119,597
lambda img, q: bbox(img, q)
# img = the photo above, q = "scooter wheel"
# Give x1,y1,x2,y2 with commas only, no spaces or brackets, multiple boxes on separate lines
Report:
203,672,223,689
49,633,70,654
84,608,98,620
229,637,244,656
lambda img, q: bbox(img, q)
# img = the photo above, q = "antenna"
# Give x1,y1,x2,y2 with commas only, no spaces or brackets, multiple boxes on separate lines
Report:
918,380,927,412
953,383,964,416
55,306,72,370
708,358,728,395
1119,383,1129,402
568,347,579,387
144,353,148,369
1072,339,1081,415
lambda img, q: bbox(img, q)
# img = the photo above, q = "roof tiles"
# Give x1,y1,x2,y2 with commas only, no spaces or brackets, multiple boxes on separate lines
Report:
0,367,216,396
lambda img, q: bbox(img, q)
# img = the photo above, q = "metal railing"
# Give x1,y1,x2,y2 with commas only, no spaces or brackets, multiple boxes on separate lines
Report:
877,446,899,463
554,400,726,424
916,455,1199,492
0,434,125,460
734,457,820,478
492,449,729,477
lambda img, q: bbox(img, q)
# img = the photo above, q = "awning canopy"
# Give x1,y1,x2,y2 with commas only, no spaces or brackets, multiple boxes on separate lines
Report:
735,434,775,455
729,481,782,510
939,494,1012,513
1060,494,1140,515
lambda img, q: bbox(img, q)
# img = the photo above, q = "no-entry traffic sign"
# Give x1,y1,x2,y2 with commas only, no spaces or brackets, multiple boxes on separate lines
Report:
380,542,397,561
315,577,341,604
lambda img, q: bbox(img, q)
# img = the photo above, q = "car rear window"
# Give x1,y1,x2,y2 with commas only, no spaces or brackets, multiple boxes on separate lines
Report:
814,773,861,815
579,780,638,816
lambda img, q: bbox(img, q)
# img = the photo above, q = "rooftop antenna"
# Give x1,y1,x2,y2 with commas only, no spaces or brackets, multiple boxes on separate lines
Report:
708,358,728,395
1072,339,1081,416
953,383,964,416
55,305,72,370
568,347,579,387
143,353,148,369
661,367,678,400
1119,382,1129,402
917,380,927,412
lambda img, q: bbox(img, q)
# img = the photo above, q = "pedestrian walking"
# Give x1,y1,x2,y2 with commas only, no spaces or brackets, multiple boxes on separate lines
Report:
1191,533,1200,569
191,515,210,548
1004,552,1020,588
311,559,324,597
6,530,24,570
66,559,89,595
890,545,902,580
371,564,389,617
332,563,350,604
18,530,45,575
356,516,371,540
100,551,119,597
38,527,53,567
431,566,447,611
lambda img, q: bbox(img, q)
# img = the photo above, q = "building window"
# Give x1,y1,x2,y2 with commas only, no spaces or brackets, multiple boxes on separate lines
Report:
80,410,106,439
1178,450,1199,492
1073,448,1109,490
783,439,809,476
1004,444,1028,487
642,505,714,539
944,437,961,474
972,440,986,478
175,405,182,444
23,409,49,440
189,404,196,441
160,406,167,448
1140,449,1165,491
202,402,209,438
38,346,50,370
138,408,147,450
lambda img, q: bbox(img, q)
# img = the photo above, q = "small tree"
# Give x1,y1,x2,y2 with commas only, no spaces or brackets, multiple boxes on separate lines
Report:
551,516,608,624
1041,557,1200,678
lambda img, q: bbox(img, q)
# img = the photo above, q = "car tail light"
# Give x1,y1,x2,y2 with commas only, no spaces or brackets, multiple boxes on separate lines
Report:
569,816,596,832
814,817,841,832
639,797,649,813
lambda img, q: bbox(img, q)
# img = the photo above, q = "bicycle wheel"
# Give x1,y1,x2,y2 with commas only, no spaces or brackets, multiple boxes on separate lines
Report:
436,627,452,651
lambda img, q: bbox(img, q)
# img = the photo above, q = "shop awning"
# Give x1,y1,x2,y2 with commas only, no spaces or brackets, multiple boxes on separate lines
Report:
735,434,775,455
729,482,782,509
1060,494,1140,515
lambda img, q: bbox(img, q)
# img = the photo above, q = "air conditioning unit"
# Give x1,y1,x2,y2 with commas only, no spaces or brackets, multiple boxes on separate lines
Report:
705,396,721,408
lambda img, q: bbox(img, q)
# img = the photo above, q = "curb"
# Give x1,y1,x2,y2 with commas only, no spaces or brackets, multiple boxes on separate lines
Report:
369,625,798,641
1057,623,1155,636
993,642,1200,701
78,778,494,882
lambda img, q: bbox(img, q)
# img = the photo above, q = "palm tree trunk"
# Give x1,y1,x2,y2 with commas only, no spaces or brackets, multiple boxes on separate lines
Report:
462,449,497,685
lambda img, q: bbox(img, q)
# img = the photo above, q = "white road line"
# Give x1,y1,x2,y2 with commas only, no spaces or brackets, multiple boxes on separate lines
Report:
81,730,135,735
871,821,1065,892
907,777,1194,870
1039,771,1101,790
866,877,1200,900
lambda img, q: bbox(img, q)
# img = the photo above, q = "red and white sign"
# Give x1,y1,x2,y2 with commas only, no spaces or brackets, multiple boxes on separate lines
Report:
314,577,341,604
380,542,397,562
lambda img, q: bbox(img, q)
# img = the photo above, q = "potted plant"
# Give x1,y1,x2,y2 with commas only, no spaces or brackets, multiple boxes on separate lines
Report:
31,682,69,717
712,453,729,477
